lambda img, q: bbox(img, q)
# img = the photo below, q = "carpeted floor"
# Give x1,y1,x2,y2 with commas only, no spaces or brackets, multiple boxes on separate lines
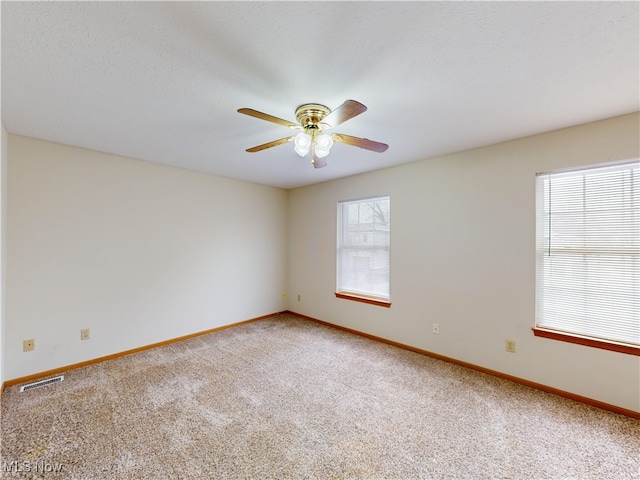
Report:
1,313,639,479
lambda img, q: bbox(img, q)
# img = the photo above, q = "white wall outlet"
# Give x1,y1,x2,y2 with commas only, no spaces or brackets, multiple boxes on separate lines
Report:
281,291,286,299
81,328,90,340
23,339,35,352
432,323,440,334
506,340,516,353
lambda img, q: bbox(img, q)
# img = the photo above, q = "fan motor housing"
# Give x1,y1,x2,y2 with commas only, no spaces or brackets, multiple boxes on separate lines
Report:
295,103,330,129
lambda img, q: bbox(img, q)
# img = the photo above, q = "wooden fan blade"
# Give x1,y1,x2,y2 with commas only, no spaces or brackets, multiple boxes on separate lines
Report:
332,133,389,153
322,100,367,128
238,108,300,129
246,136,294,153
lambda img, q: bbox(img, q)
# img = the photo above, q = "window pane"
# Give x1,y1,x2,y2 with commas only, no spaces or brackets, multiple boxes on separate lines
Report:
337,196,390,300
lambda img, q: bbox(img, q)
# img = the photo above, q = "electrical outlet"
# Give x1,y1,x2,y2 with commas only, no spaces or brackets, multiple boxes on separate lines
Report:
81,328,90,340
297,294,301,301
23,339,34,352
506,340,516,353
281,292,286,299
432,323,440,334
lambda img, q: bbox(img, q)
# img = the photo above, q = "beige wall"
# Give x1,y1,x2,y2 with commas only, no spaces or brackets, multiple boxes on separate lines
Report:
1,123,7,385
288,112,640,412
5,135,288,380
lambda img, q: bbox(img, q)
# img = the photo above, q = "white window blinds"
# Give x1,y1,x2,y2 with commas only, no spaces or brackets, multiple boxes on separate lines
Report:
535,160,640,346
337,196,390,300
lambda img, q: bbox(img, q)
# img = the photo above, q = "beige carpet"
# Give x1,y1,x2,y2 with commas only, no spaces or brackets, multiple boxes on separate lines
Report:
1,313,639,479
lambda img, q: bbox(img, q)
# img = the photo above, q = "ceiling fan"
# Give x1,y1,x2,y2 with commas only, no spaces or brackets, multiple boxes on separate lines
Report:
237,100,388,169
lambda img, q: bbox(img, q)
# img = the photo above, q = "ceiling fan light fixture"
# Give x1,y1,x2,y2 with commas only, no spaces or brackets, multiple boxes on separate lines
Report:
293,132,312,157
315,134,333,158
239,99,388,168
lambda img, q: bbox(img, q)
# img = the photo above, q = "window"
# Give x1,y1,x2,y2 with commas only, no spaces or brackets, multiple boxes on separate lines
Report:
336,196,390,307
534,160,639,355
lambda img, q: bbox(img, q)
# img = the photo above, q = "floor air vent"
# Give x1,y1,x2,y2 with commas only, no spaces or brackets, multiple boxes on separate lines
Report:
19,375,64,392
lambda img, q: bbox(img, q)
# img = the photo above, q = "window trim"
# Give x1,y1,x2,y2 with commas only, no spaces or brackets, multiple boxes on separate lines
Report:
335,292,391,308
532,327,640,356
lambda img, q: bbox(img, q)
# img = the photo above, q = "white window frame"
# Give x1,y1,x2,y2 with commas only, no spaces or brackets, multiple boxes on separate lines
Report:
534,159,639,355
336,196,390,307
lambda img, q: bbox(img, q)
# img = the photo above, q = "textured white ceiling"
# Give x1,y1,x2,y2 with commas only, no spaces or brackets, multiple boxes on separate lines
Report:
2,2,639,189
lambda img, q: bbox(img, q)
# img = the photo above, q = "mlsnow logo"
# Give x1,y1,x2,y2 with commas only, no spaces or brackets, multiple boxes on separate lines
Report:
2,460,65,473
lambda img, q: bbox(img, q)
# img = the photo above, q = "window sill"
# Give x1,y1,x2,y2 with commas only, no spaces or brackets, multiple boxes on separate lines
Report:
532,327,640,356
335,292,391,308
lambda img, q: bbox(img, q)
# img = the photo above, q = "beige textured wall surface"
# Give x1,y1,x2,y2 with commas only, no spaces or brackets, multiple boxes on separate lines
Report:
287,112,640,412
5,135,288,380
1,123,8,385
